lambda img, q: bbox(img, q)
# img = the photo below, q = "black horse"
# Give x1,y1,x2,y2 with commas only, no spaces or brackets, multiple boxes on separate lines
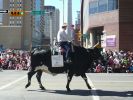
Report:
25,43,103,92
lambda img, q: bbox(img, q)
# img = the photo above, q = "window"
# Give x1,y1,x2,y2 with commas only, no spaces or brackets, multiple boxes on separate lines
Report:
16,21,22,26
89,1,98,14
9,21,14,26
98,0,107,12
89,0,118,15
108,0,118,11
9,17,12,20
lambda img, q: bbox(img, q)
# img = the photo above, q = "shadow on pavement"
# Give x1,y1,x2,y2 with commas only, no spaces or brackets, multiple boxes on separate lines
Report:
47,89,91,96
27,89,133,97
27,89,91,96
96,90,133,97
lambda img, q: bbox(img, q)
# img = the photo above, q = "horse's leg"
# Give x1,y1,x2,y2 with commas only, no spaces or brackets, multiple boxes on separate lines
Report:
81,73,92,89
66,73,73,92
36,70,46,90
25,71,36,88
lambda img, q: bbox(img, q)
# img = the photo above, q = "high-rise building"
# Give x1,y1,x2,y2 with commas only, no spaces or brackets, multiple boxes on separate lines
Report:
67,0,72,40
74,11,81,46
43,6,60,45
0,0,3,25
0,0,25,49
0,0,44,50
81,0,133,51
32,0,45,48
75,11,80,30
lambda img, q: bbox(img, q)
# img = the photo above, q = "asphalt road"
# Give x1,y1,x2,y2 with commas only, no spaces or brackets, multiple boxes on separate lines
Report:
0,70,133,100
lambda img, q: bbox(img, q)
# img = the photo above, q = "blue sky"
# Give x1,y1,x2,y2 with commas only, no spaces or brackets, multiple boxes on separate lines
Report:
45,0,81,27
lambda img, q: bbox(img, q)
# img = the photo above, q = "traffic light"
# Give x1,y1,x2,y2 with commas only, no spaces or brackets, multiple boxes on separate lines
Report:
10,10,25,16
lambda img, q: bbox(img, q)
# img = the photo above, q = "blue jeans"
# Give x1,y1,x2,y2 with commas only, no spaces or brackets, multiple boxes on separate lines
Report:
59,41,70,61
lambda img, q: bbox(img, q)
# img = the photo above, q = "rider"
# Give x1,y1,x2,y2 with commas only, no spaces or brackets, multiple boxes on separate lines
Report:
57,23,70,62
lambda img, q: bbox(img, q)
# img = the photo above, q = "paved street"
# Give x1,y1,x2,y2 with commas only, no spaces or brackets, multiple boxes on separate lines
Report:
0,70,133,100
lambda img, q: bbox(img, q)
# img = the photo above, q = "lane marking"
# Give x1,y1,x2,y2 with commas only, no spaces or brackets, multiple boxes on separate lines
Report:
93,81,133,83
87,76,100,100
88,74,133,77
0,75,27,90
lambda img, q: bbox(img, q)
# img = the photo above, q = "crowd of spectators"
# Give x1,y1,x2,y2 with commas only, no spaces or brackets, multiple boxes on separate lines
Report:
1,47,133,73
94,50,133,73
0,49,30,70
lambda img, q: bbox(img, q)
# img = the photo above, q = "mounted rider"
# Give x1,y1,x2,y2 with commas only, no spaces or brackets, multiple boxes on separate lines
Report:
57,23,71,62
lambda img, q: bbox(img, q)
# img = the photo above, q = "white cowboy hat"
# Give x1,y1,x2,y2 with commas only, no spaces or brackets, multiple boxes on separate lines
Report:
62,23,67,27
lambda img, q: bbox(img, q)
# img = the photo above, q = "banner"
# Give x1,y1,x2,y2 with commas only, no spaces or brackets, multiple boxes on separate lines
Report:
51,55,64,67
106,35,116,47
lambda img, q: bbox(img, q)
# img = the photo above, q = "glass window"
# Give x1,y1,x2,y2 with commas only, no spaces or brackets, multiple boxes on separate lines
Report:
9,21,14,25
108,0,118,11
9,16,13,20
12,21,14,24
89,1,98,14
98,0,107,12
16,21,19,24
0,0,3,23
0,14,2,24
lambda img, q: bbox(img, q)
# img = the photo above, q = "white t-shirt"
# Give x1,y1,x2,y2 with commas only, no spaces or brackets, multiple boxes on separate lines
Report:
57,29,68,42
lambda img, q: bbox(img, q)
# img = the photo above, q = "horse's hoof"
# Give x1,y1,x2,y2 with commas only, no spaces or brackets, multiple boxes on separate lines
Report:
25,83,30,88
87,85,92,90
67,90,71,93
25,85,29,88
40,86,46,90
67,88,71,92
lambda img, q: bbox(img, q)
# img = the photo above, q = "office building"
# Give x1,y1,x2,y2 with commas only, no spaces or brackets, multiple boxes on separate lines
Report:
67,0,72,40
44,6,60,45
0,0,44,50
81,0,133,51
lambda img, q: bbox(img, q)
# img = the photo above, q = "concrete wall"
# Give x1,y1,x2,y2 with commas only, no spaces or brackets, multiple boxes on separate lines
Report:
82,0,133,51
0,26,22,49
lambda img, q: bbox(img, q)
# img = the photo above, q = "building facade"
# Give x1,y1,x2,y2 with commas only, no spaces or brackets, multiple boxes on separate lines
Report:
0,0,3,24
43,6,60,45
81,0,133,51
67,0,72,41
74,11,81,46
32,0,44,48
0,0,44,50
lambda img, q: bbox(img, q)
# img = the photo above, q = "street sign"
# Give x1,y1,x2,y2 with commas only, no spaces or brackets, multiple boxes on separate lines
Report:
31,11,45,15
0,10,8,13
